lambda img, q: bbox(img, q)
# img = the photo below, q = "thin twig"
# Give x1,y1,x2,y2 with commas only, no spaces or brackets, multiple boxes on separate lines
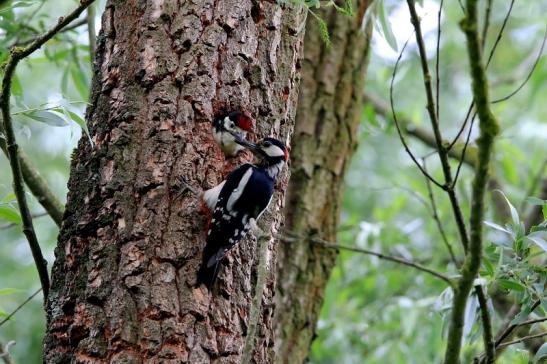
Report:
494,300,541,347
448,0,515,150
422,158,458,266
13,18,87,47
390,37,445,190
492,26,547,104
435,0,444,122
0,288,42,327
497,331,547,350
0,212,49,230
485,0,516,68
475,285,495,364
452,112,476,185
0,0,96,302
481,0,493,50
406,0,470,254
279,232,454,286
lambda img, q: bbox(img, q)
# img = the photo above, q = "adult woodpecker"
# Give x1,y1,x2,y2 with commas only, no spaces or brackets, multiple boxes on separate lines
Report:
212,111,254,157
197,136,289,288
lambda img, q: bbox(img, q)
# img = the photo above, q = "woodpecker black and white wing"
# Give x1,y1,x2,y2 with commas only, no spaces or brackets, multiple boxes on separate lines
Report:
197,164,274,288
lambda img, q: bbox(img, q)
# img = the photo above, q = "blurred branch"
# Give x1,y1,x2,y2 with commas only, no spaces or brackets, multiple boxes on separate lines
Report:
520,158,547,212
0,0,96,302
0,137,64,226
86,4,96,61
279,232,454,286
497,331,547,350
444,0,500,362
0,288,42,328
0,212,48,230
475,285,495,364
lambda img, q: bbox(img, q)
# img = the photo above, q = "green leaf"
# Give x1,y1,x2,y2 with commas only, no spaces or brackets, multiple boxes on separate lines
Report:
498,279,526,292
527,231,547,253
0,1,37,13
23,110,68,127
377,0,398,52
0,205,21,224
70,63,90,100
526,197,546,206
534,342,547,364
0,288,18,295
495,190,520,229
1,193,16,203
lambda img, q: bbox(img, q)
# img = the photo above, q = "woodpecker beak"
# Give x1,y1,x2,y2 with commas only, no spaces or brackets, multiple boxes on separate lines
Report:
233,133,259,151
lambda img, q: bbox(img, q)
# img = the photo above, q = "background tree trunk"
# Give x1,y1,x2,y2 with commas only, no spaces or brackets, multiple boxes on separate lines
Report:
43,1,305,362
274,1,373,362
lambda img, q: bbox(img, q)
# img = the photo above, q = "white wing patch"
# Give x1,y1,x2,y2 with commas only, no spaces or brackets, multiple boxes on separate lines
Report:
226,168,253,214
203,181,226,209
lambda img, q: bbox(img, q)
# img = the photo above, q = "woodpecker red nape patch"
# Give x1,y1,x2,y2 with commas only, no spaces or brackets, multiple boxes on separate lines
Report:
237,115,253,132
284,148,289,161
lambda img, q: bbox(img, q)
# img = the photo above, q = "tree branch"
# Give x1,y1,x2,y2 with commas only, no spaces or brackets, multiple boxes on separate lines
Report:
279,232,454,286
475,285,495,364
443,1,500,362
497,331,547,350
422,158,458,266
0,0,96,302
0,288,42,328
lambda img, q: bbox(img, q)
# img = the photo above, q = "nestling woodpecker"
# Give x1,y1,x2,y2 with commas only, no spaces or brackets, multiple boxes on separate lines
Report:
197,136,289,288
212,111,254,157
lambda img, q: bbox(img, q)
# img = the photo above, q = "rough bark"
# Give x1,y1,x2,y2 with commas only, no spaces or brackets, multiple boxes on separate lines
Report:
274,1,372,362
44,1,305,362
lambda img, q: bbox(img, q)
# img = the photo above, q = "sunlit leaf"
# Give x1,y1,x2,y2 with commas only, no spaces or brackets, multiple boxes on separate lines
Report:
23,110,68,127
377,0,398,52
495,190,520,228
527,231,547,253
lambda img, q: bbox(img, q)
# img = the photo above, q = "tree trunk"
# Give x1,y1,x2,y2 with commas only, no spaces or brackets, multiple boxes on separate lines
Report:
274,1,373,362
43,1,305,362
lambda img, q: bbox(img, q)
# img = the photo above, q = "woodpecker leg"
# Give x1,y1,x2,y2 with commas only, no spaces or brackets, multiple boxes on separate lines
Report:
248,218,268,239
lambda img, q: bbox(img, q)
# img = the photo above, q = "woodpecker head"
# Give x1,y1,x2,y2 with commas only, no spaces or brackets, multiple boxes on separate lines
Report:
236,137,289,169
223,112,254,134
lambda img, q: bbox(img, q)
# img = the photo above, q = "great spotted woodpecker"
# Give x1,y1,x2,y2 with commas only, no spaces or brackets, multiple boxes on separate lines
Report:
197,137,289,288
212,111,254,157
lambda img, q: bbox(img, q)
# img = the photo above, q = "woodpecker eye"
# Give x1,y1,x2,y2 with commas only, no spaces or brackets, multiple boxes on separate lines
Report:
262,141,272,147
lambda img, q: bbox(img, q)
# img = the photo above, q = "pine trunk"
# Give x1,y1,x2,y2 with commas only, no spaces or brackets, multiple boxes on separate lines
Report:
44,1,305,362
274,1,372,362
